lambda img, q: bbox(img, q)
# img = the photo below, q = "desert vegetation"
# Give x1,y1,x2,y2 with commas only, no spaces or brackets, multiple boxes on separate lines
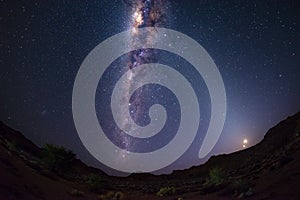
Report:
156,186,176,197
41,144,75,175
98,191,124,200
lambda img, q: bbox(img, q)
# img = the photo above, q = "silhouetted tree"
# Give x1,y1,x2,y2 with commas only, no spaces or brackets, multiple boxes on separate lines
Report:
41,144,75,175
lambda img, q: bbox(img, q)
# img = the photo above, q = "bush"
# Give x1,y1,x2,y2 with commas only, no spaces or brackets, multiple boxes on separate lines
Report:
207,167,226,186
70,188,85,197
201,168,227,194
157,186,176,197
98,191,124,200
85,174,103,192
7,140,18,152
231,179,251,194
41,144,75,174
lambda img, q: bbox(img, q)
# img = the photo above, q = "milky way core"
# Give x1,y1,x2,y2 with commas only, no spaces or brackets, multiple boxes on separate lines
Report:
118,0,168,154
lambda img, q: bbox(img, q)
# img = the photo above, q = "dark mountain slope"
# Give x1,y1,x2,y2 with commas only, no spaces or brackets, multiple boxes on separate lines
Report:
0,111,299,199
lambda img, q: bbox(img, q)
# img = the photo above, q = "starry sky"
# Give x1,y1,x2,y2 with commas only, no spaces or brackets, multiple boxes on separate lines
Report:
1,0,299,176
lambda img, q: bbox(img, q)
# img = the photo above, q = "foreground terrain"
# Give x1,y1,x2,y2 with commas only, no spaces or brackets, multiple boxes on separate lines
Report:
1,111,300,199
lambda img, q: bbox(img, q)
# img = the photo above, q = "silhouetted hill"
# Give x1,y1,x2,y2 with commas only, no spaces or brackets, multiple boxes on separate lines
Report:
171,111,300,177
1,111,300,199
0,121,40,156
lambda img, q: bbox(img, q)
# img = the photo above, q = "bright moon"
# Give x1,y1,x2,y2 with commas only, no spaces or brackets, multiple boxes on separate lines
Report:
242,138,248,148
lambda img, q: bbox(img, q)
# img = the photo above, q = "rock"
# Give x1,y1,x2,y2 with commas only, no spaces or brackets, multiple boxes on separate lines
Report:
245,187,253,196
237,192,244,199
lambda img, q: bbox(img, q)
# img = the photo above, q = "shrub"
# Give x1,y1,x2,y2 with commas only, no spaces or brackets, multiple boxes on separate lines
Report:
98,191,124,200
41,144,75,174
85,174,103,192
207,167,226,186
157,186,176,197
70,188,85,197
7,140,18,152
231,179,250,194
201,167,227,194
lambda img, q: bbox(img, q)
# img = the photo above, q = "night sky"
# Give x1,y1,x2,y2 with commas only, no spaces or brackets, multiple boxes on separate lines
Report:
1,0,300,176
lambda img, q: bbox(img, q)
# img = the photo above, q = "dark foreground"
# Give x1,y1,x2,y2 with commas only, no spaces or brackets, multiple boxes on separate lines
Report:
1,111,300,200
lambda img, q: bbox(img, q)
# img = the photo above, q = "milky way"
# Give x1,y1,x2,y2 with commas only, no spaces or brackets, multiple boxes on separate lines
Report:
118,0,168,154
